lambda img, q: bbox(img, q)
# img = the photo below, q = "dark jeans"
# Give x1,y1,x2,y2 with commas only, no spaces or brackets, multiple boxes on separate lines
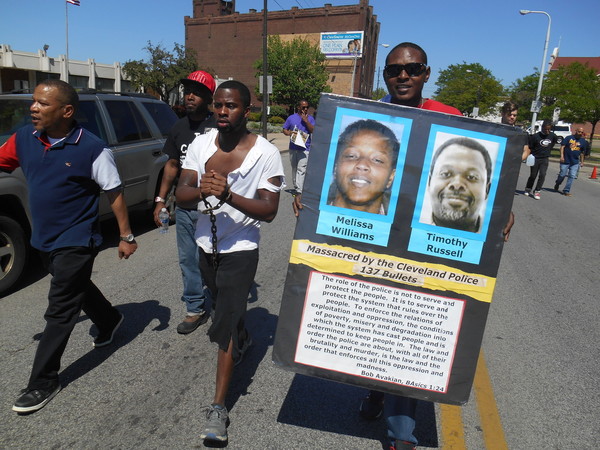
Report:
27,246,120,390
525,157,549,192
366,391,418,445
199,249,258,363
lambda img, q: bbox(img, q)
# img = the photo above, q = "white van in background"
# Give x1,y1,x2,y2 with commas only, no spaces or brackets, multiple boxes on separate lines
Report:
529,120,572,144
552,121,572,144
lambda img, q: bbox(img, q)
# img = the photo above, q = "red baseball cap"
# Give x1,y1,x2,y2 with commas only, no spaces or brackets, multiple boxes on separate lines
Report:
181,70,216,95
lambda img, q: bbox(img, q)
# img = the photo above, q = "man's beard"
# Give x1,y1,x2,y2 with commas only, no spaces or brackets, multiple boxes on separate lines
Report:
433,206,477,231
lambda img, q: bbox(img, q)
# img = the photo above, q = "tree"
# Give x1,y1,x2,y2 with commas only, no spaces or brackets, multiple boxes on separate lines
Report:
123,42,200,104
371,87,387,100
254,35,331,114
544,62,600,146
507,72,540,124
433,62,504,116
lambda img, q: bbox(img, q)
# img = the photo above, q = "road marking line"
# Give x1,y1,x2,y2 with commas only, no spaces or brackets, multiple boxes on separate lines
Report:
473,350,508,450
440,403,466,449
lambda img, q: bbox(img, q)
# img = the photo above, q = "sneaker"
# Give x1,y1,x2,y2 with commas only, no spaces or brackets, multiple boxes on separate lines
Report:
524,189,531,197
94,313,124,348
391,440,417,450
554,184,560,192
533,191,541,200
359,391,384,420
12,384,61,413
200,404,229,442
176,311,208,334
234,334,253,367
564,192,572,196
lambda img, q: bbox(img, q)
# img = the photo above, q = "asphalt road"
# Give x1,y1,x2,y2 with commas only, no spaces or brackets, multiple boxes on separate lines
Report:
1,142,598,449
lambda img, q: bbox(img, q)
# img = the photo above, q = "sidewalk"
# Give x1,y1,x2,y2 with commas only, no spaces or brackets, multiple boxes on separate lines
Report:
265,132,291,153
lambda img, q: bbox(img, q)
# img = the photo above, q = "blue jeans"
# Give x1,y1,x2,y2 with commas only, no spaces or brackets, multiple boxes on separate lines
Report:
289,149,308,192
385,394,418,445
556,163,579,193
176,207,206,314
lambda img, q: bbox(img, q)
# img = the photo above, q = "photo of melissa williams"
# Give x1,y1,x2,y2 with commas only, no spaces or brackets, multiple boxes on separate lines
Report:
326,119,401,216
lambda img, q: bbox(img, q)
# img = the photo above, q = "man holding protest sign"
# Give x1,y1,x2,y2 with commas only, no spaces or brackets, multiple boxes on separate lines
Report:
363,42,514,450
285,42,516,450
355,42,463,450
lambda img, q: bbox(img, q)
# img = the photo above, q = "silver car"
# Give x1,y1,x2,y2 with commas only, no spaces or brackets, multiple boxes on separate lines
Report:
0,91,177,294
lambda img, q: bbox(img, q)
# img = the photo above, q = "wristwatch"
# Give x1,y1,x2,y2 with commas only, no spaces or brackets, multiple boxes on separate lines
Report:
155,196,166,203
119,234,135,243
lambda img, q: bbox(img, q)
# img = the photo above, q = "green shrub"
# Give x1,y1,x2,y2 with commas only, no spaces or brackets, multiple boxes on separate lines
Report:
268,116,285,125
269,105,287,119
247,112,261,122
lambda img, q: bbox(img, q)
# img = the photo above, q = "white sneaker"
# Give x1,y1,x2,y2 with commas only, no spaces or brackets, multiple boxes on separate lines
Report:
524,190,531,197
533,191,541,200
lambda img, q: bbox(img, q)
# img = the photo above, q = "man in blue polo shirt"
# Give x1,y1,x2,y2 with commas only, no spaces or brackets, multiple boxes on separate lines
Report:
0,79,138,414
554,127,586,196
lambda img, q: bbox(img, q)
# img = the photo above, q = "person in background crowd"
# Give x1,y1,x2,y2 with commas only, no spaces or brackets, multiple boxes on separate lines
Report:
283,99,315,193
500,101,518,126
153,70,216,334
554,127,586,196
522,119,558,200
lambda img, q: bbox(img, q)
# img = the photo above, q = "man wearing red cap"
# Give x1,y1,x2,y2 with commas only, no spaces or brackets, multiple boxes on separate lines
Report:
153,70,217,334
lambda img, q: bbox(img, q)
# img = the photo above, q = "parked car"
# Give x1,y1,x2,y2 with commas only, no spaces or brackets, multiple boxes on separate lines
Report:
528,120,572,144
552,121,572,144
0,91,177,295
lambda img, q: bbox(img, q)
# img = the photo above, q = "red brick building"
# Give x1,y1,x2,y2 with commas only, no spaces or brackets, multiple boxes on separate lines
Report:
184,0,380,106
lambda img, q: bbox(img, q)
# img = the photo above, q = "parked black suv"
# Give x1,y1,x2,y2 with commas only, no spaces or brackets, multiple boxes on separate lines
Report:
0,91,177,295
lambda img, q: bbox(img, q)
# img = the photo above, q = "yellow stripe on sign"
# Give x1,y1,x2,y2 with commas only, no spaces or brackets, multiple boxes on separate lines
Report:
440,404,466,449
473,351,508,450
289,239,497,303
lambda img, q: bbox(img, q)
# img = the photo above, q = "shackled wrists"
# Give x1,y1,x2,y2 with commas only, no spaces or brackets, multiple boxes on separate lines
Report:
224,188,232,203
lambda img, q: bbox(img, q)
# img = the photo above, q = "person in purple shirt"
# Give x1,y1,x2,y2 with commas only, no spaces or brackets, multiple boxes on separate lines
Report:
283,99,315,193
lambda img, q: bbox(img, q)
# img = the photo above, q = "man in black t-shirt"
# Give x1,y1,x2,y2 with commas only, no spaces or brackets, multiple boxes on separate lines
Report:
153,71,217,334
523,119,558,200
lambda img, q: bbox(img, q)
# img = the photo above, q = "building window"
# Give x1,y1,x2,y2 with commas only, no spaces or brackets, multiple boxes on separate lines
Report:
97,78,115,92
69,75,89,89
35,72,60,86
121,80,133,92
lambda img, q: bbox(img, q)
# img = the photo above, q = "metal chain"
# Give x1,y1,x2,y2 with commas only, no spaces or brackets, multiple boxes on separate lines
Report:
201,196,227,270
200,186,232,270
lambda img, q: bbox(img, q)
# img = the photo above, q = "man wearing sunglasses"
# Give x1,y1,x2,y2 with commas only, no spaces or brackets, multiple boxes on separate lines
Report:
380,43,461,115
360,42,514,450
283,100,315,193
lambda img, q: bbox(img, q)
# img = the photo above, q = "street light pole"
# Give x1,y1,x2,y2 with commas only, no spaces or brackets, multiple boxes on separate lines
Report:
261,0,268,138
349,49,358,97
520,9,552,132
375,43,389,93
465,69,484,117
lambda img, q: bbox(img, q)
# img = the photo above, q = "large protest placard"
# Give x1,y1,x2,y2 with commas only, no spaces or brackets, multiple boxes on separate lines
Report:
273,94,527,405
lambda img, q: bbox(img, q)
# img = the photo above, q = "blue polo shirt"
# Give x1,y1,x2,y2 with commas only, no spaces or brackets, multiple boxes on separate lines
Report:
5,124,121,251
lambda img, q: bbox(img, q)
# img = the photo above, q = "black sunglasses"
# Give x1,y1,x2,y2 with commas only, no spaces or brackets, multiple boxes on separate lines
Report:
384,63,427,78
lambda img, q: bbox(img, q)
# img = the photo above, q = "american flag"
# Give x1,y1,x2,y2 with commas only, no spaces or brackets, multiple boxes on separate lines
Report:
66,0,80,5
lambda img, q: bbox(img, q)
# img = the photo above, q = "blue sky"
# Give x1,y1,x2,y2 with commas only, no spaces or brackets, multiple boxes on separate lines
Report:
2,0,598,98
